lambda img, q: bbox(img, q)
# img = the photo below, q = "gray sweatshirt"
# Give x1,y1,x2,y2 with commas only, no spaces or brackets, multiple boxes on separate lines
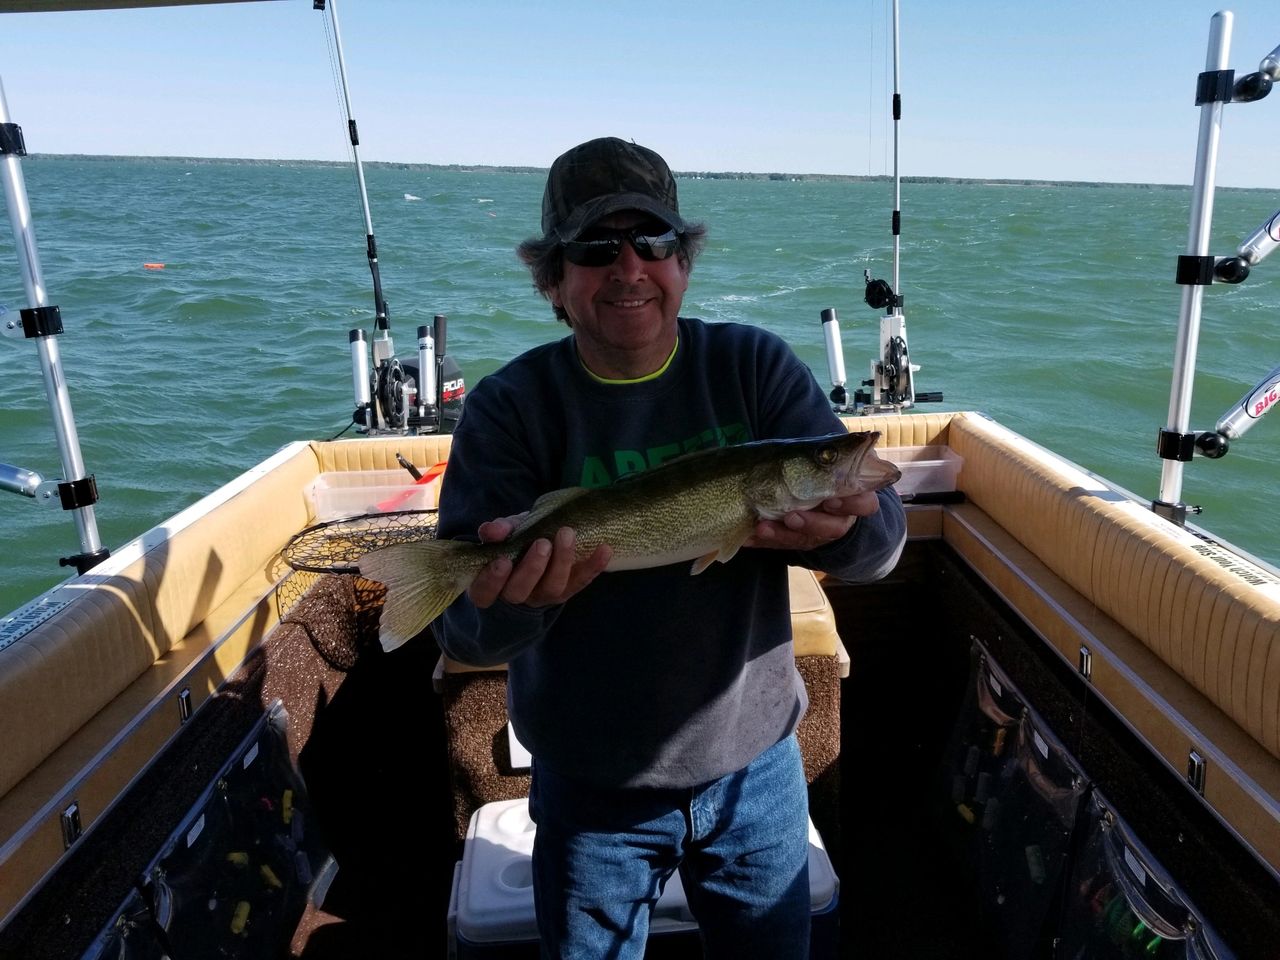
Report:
434,317,906,788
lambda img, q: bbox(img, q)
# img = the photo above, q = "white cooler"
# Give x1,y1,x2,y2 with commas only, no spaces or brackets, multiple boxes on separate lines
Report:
447,797,840,958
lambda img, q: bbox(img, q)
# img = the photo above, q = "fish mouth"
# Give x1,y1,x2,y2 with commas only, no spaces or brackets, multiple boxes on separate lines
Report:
834,444,901,494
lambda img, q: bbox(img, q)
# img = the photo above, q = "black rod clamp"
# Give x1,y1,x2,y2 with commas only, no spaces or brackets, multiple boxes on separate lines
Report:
0,123,27,157
1156,428,1197,462
1196,69,1236,105
1175,255,1216,286
57,475,99,511
20,305,63,339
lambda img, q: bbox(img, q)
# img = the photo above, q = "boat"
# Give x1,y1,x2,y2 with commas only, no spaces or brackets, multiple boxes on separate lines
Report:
0,1,1278,958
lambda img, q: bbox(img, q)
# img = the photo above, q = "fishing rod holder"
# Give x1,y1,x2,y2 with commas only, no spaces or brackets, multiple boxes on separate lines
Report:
1197,206,1280,285
0,458,100,511
1218,38,1280,103
1160,362,1280,464
350,324,410,433
820,308,850,410
411,321,439,427
0,463,49,500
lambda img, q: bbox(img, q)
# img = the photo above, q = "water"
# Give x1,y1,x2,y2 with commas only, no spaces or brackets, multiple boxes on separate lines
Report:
2,157,1277,615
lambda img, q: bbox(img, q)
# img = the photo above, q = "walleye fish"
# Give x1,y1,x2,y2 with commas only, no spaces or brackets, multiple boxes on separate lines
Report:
359,430,899,652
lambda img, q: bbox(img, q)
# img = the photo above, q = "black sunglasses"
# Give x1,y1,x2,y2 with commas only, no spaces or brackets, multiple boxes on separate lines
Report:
561,226,682,267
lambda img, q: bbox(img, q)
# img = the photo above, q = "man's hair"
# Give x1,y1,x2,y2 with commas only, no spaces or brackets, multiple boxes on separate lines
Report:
516,223,708,324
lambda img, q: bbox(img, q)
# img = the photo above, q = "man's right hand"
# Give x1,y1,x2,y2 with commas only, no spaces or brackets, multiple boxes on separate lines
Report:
467,517,612,610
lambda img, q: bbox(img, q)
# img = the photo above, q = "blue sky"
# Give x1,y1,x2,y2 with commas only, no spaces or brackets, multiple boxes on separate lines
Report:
1,0,1278,188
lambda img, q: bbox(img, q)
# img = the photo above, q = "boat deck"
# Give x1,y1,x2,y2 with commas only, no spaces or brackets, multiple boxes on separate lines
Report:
1,412,1278,958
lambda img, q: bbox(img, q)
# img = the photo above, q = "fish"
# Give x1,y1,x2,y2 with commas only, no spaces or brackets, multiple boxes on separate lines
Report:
358,430,900,652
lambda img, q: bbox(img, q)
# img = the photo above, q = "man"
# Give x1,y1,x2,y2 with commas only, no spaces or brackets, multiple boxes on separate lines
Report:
434,136,905,958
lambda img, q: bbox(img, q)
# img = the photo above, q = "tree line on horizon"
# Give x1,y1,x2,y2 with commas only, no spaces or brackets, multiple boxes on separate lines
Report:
29,153,1217,191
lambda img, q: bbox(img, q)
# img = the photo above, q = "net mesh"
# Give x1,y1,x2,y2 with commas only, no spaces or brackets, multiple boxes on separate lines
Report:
280,510,439,574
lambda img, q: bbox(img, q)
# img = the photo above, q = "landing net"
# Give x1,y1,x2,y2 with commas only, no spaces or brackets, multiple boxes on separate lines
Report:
280,510,438,574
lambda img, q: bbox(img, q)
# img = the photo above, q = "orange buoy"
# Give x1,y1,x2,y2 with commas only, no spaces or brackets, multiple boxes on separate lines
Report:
143,263,165,270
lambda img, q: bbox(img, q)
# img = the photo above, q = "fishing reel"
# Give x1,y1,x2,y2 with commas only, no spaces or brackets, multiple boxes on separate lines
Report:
863,274,901,312
372,356,409,428
879,335,913,406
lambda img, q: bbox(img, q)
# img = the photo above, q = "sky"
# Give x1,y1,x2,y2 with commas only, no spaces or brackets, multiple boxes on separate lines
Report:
0,0,1278,188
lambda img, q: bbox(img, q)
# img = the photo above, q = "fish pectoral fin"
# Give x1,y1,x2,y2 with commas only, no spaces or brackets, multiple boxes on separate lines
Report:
689,550,720,576
688,525,753,576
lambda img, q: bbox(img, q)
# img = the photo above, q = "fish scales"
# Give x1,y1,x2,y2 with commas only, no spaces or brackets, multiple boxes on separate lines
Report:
511,456,773,568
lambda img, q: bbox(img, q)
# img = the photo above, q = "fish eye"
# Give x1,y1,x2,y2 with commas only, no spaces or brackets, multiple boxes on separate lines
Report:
814,446,838,466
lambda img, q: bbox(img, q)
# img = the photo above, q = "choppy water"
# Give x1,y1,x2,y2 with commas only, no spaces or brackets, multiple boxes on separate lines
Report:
2,156,1277,614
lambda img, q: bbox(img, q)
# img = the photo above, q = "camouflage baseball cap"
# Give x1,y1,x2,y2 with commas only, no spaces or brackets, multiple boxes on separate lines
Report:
541,137,686,242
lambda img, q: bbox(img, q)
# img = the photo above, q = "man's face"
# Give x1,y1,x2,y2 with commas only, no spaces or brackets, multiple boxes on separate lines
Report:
548,210,689,380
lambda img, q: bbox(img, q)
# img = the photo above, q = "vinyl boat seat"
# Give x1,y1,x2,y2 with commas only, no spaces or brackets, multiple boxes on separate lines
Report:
0,434,451,927
855,410,1280,874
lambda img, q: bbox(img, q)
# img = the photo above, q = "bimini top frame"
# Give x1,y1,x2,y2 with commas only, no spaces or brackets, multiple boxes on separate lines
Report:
1155,10,1280,525
0,78,107,574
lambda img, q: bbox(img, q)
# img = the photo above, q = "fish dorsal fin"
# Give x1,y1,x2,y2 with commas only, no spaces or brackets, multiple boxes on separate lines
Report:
515,486,592,534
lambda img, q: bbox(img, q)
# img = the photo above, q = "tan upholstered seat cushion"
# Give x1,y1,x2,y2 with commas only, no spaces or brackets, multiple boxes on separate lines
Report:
946,413,1280,762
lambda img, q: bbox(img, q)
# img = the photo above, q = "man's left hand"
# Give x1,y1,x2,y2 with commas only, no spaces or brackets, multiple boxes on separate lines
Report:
745,491,884,552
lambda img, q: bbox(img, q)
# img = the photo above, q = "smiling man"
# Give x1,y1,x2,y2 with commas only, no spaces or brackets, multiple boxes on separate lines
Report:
433,136,906,958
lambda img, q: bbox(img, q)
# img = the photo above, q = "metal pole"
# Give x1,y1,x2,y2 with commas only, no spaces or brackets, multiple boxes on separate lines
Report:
0,76,103,562
1158,11,1232,508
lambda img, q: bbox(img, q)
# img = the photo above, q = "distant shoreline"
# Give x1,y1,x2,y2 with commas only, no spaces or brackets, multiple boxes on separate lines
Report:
25,152,1258,192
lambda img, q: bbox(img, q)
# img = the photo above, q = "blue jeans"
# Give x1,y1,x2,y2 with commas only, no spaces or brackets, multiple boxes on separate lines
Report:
528,734,811,960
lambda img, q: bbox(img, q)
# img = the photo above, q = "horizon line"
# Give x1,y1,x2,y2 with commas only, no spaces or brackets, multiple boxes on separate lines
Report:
28,152,1270,192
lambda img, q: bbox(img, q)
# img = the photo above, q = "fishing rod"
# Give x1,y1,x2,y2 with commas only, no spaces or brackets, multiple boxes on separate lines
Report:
821,0,941,415
314,0,404,435
316,0,464,437
1153,13,1280,524
316,0,398,431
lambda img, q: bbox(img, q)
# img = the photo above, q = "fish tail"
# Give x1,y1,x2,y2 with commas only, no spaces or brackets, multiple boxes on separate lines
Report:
358,539,480,652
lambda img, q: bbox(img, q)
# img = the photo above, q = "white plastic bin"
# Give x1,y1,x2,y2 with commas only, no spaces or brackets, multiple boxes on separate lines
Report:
881,445,963,498
306,469,442,522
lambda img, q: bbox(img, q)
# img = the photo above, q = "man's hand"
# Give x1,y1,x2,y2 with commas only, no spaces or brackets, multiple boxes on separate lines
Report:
745,491,885,552
467,515,612,609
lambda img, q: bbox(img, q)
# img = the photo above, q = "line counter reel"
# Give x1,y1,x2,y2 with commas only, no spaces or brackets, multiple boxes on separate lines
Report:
350,313,465,436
